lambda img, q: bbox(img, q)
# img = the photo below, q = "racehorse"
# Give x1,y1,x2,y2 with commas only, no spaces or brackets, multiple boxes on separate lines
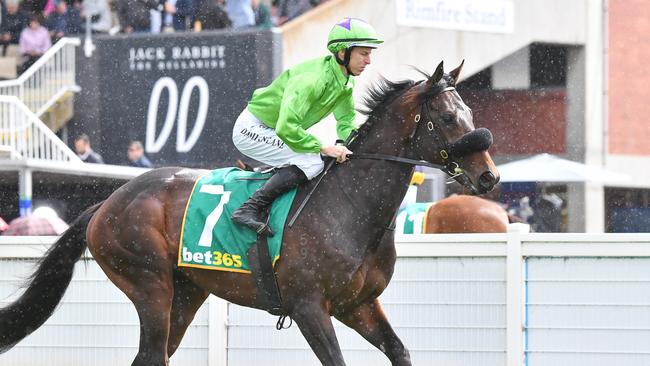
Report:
0,61,499,366
424,195,510,233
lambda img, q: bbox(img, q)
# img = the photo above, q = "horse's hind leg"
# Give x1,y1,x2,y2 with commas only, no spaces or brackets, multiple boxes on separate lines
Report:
335,299,411,366
89,226,174,366
167,271,209,357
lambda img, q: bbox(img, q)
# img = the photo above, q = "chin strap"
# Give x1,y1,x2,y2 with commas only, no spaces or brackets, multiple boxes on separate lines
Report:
335,48,354,77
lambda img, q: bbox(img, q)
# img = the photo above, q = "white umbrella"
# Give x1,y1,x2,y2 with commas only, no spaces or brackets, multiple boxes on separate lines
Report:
496,153,630,183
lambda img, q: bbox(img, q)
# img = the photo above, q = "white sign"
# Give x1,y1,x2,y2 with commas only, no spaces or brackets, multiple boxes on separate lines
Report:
146,76,209,153
396,0,514,34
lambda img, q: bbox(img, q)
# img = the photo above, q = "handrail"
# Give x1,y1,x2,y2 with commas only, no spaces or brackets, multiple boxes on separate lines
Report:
0,95,82,163
0,37,81,116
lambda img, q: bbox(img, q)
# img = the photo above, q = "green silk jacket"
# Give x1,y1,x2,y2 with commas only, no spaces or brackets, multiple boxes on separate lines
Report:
246,55,356,153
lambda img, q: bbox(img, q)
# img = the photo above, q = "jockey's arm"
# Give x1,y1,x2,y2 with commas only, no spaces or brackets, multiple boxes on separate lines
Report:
332,91,356,142
275,77,323,154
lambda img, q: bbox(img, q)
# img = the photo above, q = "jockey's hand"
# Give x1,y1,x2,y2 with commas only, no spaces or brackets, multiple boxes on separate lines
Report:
321,145,352,163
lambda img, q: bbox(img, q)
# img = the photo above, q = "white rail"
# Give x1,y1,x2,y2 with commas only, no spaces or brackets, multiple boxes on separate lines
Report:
0,37,80,116
0,95,81,163
3,231,650,366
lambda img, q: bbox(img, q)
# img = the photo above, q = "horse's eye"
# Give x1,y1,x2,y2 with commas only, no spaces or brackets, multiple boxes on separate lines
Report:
441,113,456,124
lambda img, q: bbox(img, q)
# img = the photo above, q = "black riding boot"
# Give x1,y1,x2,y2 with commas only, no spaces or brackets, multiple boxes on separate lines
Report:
231,165,308,237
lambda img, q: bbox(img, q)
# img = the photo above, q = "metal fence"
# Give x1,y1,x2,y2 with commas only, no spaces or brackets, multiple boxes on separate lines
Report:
2,229,650,366
0,38,80,117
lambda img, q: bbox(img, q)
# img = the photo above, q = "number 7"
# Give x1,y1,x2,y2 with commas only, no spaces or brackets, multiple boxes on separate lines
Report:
197,184,231,247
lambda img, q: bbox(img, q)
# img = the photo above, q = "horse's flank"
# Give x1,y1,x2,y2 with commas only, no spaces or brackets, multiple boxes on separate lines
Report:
425,195,509,233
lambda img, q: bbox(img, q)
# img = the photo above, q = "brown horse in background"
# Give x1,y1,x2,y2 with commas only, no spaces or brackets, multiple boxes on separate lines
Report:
0,61,499,366
424,195,511,233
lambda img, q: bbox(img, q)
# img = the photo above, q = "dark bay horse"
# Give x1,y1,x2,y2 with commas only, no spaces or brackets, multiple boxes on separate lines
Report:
0,61,499,366
424,195,510,233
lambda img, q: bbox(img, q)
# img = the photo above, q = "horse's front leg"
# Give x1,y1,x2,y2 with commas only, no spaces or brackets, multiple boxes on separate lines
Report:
291,299,347,366
335,298,411,366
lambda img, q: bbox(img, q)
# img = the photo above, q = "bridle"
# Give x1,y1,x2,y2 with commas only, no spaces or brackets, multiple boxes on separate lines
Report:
350,83,470,181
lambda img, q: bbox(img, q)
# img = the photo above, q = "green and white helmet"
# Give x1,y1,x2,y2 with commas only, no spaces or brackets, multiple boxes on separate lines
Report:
327,17,383,54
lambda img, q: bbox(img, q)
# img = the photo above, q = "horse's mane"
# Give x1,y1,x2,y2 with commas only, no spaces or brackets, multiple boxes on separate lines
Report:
356,77,416,139
356,69,456,140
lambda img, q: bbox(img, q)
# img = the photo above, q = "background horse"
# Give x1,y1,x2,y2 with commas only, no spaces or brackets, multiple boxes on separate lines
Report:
0,61,499,366
424,195,510,233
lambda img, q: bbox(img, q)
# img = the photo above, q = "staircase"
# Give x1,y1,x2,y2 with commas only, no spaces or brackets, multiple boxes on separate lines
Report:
0,37,81,162
0,95,81,163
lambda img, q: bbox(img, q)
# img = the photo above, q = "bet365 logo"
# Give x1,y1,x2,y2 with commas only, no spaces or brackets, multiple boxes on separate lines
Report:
146,76,209,153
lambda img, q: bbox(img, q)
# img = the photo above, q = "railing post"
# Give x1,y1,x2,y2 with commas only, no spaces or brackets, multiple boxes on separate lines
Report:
506,223,529,366
208,295,228,366
18,168,32,217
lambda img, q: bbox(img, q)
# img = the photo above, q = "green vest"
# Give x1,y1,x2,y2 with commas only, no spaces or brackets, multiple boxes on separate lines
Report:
247,55,356,153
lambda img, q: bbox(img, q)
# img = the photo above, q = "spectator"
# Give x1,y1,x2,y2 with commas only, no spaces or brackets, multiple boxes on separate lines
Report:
225,0,254,29
194,0,230,30
0,0,29,56
252,0,273,28
81,0,112,33
150,0,180,33
275,0,313,25
173,0,195,31
116,0,158,33
127,140,153,168
43,0,56,17
45,0,83,42
20,0,48,17
162,0,179,32
19,14,51,73
74,134,104,163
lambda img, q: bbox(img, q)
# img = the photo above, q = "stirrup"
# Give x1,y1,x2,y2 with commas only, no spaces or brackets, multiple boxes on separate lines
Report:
255,223,275,237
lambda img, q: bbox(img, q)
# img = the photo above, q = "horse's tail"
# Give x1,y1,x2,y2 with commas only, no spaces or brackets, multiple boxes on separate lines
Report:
0,202,103,353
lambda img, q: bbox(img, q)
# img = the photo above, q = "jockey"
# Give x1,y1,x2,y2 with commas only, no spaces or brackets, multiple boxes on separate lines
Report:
231,17,383,236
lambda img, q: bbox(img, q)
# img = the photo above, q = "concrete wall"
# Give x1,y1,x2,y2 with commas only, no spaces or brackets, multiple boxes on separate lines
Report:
281,0,588,87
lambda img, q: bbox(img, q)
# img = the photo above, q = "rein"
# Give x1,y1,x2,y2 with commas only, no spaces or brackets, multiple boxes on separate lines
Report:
348,153,444,170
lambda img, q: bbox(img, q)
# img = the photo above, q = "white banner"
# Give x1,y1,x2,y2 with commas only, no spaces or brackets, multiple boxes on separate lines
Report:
396,0,514,34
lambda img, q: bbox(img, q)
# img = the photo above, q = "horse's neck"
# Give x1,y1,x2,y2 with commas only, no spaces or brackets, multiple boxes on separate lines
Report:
320,116,414,244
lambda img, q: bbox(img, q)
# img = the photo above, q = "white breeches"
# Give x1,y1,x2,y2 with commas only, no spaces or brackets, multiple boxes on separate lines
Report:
232,108,324,180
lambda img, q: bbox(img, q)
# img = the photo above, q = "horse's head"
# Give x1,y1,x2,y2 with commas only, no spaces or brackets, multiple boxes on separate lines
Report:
402,60,499,194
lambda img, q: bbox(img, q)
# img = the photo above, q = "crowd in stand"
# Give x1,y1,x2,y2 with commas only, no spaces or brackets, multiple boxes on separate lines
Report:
0,0,330,74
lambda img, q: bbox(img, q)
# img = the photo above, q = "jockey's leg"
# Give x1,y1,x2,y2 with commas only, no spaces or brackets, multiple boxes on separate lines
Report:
231,165,307,236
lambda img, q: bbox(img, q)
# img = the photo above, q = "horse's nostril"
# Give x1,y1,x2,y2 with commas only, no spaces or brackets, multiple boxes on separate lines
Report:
479,171,497,191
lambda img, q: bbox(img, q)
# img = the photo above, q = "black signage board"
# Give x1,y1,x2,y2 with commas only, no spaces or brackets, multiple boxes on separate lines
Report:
73,30,281,168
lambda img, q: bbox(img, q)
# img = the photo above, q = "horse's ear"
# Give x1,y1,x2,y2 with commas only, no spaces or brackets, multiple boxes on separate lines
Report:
427,61,445,87
449,60,465,84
